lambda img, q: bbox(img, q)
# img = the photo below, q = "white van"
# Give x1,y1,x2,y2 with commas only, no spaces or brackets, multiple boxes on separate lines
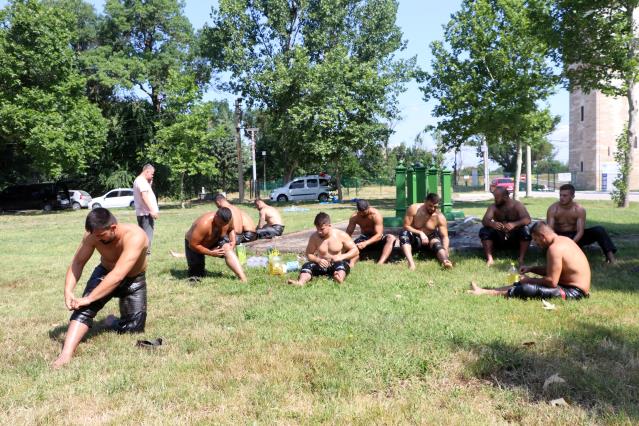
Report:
270,175,333,202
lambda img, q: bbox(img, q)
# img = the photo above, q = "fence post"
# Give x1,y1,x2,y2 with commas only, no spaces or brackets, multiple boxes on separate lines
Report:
395,164,407,219
427,166,438,195
441,169,453,216
415,164,426,202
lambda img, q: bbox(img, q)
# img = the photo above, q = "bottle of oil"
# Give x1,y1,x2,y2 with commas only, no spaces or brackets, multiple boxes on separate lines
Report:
505,262,519,285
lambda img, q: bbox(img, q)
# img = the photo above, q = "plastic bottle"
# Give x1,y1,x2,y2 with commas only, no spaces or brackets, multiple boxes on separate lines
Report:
285,260,300,273
506,262,519,285
236,244,247,265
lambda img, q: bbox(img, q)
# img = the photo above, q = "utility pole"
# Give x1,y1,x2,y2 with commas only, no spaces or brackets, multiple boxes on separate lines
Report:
245,127,259,199
234,98,244,202
526,145,532,197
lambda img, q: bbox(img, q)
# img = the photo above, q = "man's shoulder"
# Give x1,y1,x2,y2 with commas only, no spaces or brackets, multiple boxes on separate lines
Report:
547,201,560,211
334,229,350,239
122,223,147,244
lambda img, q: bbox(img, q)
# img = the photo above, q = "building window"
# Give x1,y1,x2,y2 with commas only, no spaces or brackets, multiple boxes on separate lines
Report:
580,106,584,122
580,161,583,172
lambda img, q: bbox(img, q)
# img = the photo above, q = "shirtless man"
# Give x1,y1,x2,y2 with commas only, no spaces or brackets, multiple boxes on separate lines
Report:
345,199,396,266
547,184,617,264
479,187,532,266
184,207,246,282
469,221,590,300
287,212,358,286
239,210,258,243
398,193,453,270
53,208,148,368
254,199,285,239
213,194,254,245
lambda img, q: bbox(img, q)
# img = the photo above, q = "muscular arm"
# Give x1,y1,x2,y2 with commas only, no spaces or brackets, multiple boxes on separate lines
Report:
64,234,95,309
521,248,561,287
80,233,146,304
363,214,384,247
403,206,423,235
345,215,357,236
438,214,450,252
335,234,359,261
546,205,556,230
257,209,266,229
573,207,585,243
510,202,532,228
228,217,237,249
481,206,500,229
305,236,323,264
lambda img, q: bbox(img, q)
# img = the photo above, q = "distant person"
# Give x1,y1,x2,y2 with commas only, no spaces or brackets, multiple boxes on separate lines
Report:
547,184,617,264
398,193,453,270
479,187,531,266
53,208,148,368
288,212,358,286
133,164,159,254
469,222,590,300
345,199,396,266
213,194,250,244
182,208,246,282
254,199,285,239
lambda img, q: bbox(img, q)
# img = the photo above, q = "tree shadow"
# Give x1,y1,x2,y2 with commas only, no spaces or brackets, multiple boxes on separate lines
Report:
460,322,639,420
49,317,118,345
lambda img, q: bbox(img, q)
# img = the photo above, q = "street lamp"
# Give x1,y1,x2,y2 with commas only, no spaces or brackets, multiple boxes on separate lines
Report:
262,151,267,193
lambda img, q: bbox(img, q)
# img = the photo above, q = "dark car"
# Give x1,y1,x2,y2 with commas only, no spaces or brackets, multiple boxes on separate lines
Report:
0,182,72,212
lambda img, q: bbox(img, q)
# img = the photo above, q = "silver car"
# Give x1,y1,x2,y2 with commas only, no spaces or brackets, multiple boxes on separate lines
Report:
68,190,92,210
270,175,333,202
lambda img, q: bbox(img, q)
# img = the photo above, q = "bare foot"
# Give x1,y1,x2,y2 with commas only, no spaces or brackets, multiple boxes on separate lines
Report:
287,279,303,287
442,259,453,269
52,354,72,369
467,281,483,295
486,258,494,267
333,272,345,284
170,250,185,258
606,254,616,264
408,262,416,271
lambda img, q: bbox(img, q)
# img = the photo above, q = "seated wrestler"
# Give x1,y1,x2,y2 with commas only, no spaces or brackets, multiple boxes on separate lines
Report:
287,212,358,286
547,184,617,264
254,199,285,239
399,193,453,270
53,208,149,368
345,199,396,266
479,187,531,266
184,207,246,282
469,221,590,300
213,193,255,244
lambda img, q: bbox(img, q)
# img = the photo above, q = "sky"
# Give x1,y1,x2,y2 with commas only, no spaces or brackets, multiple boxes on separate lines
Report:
1,0,570,167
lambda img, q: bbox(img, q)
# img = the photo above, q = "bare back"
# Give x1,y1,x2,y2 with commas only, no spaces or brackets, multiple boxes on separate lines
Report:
86,223,147,276
241,210,257,232
262,205,283,226
547,202,584,233
547,235,591,293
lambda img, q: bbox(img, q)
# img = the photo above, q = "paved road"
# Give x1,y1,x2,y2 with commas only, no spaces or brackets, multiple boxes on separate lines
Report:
454,190,639,202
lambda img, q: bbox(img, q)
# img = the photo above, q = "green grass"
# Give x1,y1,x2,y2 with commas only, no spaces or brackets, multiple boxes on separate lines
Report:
0,197,638,424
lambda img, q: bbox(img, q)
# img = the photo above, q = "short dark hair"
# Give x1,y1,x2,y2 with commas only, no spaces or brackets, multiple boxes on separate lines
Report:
314,212,331,226
217,207,232,223
425,193,440,203
85,208,117,232
559,184,575,195
531,221,550,235
356,199,369,211
214,193,227,202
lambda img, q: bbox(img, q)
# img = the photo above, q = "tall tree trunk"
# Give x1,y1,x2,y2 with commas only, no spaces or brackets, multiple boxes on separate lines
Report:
514,142,523,201
526,144,532,197
623,83,635,208
180,172,186,209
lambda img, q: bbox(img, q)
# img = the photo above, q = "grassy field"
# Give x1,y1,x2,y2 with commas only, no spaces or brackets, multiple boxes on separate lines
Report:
0,196,638,424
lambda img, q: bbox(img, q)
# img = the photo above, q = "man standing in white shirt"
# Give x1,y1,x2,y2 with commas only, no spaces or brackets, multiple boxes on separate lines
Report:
133,164,159,254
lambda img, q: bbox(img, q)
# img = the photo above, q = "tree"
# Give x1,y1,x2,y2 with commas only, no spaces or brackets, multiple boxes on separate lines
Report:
545,1,638,207
202,0,414,196
421,0,559,199
0,0,107,186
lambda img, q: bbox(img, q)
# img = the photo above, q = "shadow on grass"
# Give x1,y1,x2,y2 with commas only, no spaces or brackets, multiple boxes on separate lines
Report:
462,322,639,420
48,317,119,344
168,268,224,280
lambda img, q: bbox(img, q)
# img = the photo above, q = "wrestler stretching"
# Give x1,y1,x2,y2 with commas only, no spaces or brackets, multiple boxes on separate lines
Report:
469,221,590,300
53,208,148,368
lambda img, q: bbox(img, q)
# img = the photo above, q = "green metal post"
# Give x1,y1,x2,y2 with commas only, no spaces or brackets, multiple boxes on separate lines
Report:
415,164,426,202
441,169,453,216
427,166,438,195
395,164,406,219
406,167,416,206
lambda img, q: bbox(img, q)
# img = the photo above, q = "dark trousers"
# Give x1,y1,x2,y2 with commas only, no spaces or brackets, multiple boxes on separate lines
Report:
137,215,154,253
557,226,617,255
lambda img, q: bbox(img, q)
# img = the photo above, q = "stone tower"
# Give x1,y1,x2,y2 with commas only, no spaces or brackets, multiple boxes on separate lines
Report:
569,88,639,191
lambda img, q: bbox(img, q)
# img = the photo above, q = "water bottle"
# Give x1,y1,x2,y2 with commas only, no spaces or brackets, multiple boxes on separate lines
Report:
506,262,519,285
285,261,300,273
236,244,247,265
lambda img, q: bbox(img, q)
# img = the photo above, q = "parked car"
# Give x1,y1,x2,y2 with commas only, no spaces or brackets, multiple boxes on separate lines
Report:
89,188,134,209
270,175,333,202
489,177,515,193
68,190,92,210
0,182,71,212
